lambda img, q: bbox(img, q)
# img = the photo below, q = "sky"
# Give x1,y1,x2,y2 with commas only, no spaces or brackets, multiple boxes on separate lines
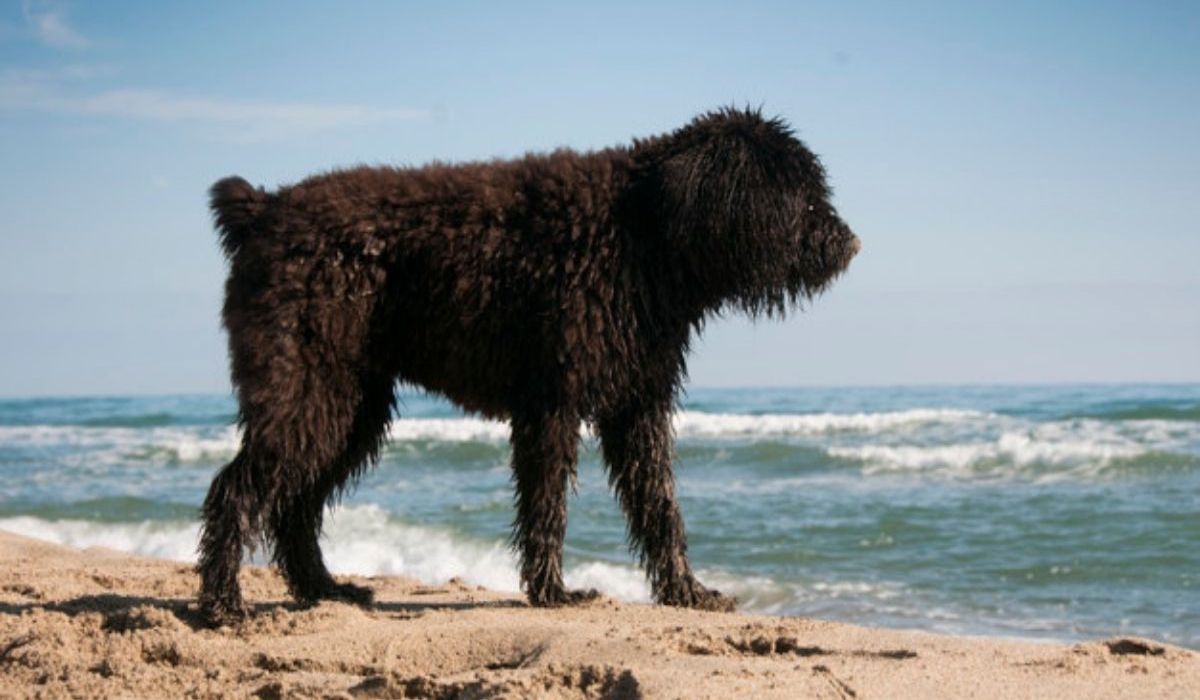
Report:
0,1,1197,395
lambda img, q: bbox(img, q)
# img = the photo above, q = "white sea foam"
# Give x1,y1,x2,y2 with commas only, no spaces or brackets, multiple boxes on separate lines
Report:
0,508,935,621
383,408,989,443
562,561,651,602
320,505,521,591
0,424,241,466
0,505,649,601
0,510,1115,642
4,412,1191,490
0,408,996,465
0,507,912,614
827,418,1196,480
673,408,988,437
0,515,203,561
386,418,511,443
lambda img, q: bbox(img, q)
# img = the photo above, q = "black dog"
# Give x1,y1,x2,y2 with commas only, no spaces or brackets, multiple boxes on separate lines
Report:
199,107,859,624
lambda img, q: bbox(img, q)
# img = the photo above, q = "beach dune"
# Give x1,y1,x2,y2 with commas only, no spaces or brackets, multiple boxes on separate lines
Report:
0,531,1195,698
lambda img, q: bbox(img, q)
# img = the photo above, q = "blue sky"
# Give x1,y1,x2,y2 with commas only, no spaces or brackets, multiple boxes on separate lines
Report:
0,1,1197,395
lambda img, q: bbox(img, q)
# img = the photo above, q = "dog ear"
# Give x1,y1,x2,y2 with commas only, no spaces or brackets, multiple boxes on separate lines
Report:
654,115,781,270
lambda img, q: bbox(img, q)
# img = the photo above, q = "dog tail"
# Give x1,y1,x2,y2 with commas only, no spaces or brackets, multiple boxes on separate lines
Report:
210,176,268,258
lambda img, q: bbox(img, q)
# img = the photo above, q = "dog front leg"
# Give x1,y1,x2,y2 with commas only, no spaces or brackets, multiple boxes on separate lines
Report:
509,409,598,606
599,401,736,612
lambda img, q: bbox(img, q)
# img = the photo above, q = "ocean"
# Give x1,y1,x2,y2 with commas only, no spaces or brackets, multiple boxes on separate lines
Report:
0,385,1196,649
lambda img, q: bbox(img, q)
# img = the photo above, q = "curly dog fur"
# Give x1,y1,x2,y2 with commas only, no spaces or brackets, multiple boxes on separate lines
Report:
198,107,860,624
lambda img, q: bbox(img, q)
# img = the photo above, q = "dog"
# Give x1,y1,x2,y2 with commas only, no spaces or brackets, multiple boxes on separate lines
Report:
199,107,860,624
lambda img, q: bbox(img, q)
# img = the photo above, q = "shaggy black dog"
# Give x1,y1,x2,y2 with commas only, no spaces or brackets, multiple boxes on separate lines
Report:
199,107,859,624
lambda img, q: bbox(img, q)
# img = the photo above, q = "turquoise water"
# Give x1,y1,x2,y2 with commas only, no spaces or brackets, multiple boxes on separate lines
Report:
0,385,1196,648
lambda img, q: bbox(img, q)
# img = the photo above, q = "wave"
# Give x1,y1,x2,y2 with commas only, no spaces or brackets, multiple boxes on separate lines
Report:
0,425,241,465
383,408,989,444
0,508,1058,640
388,417,510,443
828,419,1200,480
5,411,1195,486
0,505,616,599
673,408,989,436
0,505,924,618
0,408,992,463
2,507,1189,645
0,515,204,562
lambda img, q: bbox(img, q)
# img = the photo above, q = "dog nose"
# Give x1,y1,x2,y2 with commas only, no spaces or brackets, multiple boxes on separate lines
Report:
850,234,861,257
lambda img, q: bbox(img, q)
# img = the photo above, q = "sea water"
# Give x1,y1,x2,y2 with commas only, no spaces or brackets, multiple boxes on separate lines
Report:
0,385,1196,648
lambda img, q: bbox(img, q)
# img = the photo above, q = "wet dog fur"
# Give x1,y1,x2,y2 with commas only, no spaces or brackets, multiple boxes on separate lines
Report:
198,107,860,624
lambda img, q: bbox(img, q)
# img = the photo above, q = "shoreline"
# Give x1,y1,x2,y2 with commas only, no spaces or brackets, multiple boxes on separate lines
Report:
1,530,1196,698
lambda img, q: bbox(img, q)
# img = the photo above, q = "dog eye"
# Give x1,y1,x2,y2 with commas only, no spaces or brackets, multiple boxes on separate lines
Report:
807,204,814,211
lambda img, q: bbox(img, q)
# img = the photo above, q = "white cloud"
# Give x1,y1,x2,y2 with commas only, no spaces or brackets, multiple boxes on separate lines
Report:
0,68,429,139
22,0,90,49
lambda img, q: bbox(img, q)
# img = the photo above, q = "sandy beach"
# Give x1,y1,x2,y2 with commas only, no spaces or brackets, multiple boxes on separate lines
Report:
0,530,1193,698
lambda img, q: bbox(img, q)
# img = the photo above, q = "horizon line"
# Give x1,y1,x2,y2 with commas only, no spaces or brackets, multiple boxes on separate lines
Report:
2,379,1199,401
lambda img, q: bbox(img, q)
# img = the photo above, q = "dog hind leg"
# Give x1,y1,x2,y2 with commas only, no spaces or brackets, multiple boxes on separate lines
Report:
199,309,388,623
510,409,599,606
197,447,269,624
269,371,395,607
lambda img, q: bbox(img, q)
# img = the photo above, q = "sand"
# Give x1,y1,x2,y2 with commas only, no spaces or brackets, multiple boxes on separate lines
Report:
0,531,1195,698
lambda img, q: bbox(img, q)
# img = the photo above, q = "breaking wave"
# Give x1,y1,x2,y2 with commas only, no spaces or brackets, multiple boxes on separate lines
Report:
0,505,981,630
827,418,1200,481
0,408,993,463
0,505,1101,641
2,409,1194,483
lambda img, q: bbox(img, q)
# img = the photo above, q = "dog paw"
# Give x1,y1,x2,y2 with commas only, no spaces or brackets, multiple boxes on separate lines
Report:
199,598,249,628
659,580,737,612
325,581,375,607
297,580,375,608
529,587,601,608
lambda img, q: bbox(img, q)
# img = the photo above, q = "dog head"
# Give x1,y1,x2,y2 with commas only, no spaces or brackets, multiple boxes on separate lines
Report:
631,107,860,316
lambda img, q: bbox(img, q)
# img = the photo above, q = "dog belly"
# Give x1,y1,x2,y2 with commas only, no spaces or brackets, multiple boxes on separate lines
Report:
390,326,522,420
